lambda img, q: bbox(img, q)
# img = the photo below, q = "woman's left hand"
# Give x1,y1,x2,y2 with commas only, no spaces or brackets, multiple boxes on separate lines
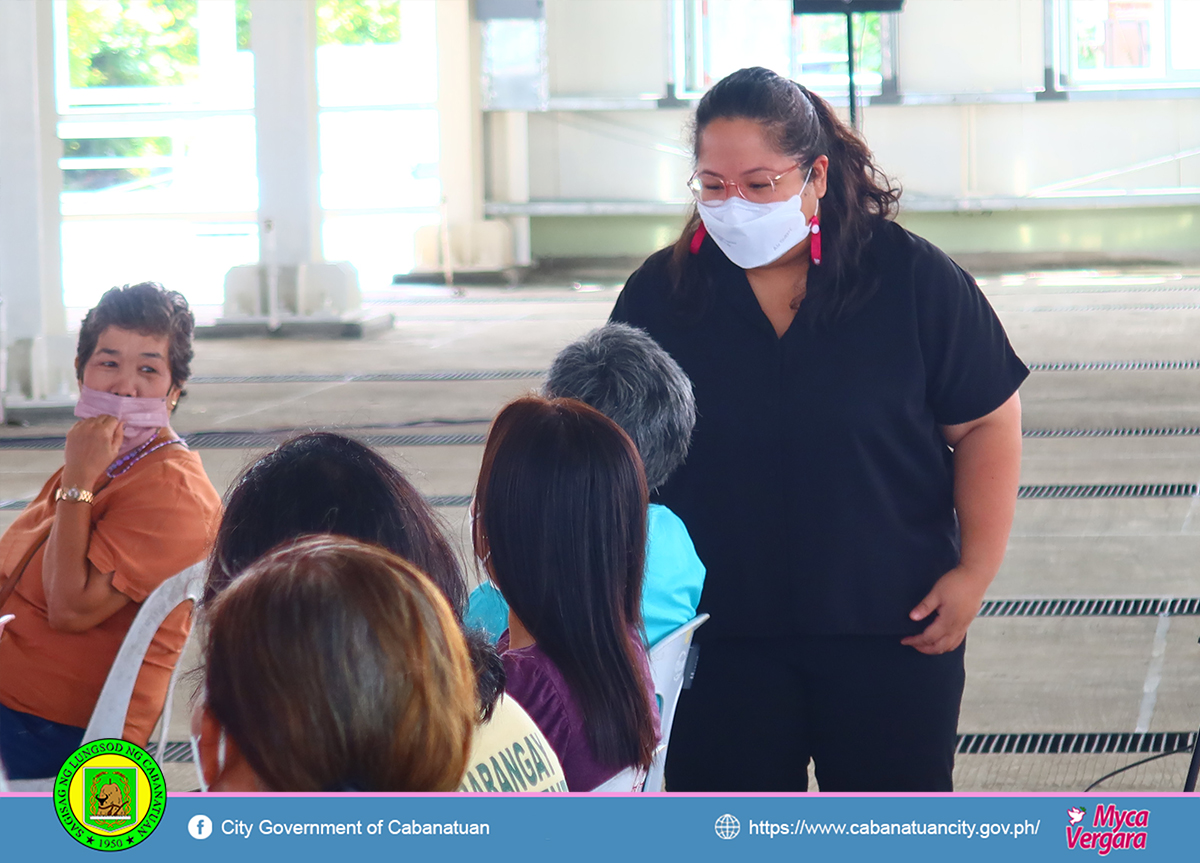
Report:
900,565,990,655
903,393,1023,656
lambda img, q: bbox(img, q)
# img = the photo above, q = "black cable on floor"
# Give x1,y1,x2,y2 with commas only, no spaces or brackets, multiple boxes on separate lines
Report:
1084,746,1193,792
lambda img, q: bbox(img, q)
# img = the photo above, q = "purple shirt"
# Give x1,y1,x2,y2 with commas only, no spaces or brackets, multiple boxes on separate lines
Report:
500,632,660,791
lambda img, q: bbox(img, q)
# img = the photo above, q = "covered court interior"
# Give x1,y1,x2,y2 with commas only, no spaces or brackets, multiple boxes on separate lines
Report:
3,269,1200,792
1,0,1199,792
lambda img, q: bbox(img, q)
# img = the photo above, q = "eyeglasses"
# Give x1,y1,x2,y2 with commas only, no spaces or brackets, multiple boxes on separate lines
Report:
687,163,804,204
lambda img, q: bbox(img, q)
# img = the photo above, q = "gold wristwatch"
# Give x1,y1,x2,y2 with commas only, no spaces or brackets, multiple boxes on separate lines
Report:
54,487,94,505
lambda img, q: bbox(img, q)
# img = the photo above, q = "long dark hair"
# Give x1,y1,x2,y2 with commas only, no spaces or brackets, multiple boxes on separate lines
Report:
205,431,505,720
473,397,657,772
670,66,901,323
203,536,477,791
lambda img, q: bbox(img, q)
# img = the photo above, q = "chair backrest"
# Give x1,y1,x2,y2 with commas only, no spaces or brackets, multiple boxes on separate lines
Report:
81,563,206,748
642,613,709,792
0,614,8,790
591,765,646,792
0,564,204,790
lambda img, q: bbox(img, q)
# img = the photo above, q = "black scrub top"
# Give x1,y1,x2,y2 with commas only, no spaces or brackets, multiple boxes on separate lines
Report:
610,219,1029,640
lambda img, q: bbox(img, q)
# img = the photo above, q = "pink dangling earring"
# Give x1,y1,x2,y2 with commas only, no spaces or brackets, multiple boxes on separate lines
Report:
808,205,821,265
689,222,708,254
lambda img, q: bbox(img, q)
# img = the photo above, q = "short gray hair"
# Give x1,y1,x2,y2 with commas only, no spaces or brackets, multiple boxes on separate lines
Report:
543,323,696,490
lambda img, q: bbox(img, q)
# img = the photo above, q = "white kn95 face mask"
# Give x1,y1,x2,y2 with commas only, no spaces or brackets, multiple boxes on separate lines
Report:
697,167,814,269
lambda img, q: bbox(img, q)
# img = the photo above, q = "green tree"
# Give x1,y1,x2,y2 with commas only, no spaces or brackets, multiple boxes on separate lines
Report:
316,0,401,45
67,0,199,88
62,136,172,191
795,12,882,76
235,0,251,50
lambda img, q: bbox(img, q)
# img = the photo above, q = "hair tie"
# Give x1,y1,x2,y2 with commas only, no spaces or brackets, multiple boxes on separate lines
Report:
689,222,708,255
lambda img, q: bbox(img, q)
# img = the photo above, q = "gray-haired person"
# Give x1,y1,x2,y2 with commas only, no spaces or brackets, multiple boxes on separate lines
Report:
465,323,706,646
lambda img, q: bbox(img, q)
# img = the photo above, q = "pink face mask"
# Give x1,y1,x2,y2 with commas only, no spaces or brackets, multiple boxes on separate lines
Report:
74,385,172,457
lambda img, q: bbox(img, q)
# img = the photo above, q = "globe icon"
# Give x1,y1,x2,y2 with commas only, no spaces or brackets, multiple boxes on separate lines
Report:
714,813,740,840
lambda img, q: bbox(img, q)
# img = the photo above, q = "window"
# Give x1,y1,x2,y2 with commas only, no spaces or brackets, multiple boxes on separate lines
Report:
55,0,441,313
1061,0,1200,87
672,0,893,99
316,0,440,288
791,11,885,97
55,0,257,315
481,17,547,112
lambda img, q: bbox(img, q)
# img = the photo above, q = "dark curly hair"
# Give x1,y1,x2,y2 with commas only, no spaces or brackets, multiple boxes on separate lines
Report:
671,67,902,324
76,282,195,390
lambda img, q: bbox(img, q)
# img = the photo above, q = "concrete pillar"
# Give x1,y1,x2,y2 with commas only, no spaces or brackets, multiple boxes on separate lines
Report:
0,0,70,403
199,0,240,100
437,0,485,227
250,0,322,267
218,0,367,330
487,111,531,266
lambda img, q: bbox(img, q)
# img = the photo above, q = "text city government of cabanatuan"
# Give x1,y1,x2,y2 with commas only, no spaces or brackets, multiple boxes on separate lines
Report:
220,819,491,838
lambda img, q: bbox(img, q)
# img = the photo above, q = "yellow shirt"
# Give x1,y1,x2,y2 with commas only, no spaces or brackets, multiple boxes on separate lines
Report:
459,695,568,792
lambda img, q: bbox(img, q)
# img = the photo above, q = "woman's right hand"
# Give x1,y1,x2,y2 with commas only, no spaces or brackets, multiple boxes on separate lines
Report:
62,415,124,490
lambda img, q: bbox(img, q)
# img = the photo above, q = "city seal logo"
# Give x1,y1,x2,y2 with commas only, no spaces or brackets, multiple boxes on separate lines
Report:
53,739,166,851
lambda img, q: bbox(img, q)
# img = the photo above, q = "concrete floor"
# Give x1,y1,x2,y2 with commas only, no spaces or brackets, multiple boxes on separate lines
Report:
6,269,1200,792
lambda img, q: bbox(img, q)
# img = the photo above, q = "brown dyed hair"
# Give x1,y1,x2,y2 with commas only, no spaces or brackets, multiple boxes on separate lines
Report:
473,396,657,772
76,282,195,390
202,535,476,792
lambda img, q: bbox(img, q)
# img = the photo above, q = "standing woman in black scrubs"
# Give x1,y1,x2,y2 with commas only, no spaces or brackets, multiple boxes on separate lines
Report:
610,67,1028,791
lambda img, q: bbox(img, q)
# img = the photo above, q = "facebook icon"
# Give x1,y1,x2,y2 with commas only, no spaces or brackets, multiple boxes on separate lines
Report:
188,814,213,840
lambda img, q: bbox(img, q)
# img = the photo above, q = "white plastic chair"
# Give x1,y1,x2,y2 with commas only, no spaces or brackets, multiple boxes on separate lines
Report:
2,563,205,791
642,613,709,792
586,613,709,793
0,616,9,790
0,615,10,791
591,765,646,792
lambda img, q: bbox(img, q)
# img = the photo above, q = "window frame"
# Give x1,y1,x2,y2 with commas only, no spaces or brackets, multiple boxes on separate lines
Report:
1056,0,1200,90
670,0,900,101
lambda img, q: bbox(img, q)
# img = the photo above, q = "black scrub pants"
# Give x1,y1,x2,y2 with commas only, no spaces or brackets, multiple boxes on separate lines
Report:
663,635,965,791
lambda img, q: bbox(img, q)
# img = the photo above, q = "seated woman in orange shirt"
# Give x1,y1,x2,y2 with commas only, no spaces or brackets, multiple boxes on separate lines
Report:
0,283,222,780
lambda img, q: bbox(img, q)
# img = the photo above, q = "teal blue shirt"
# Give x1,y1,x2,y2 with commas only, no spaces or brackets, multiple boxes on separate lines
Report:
464,503,706,647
